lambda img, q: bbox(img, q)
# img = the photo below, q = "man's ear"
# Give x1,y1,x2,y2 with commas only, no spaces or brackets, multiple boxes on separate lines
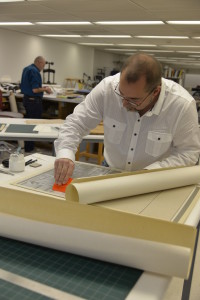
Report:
154,85,161,96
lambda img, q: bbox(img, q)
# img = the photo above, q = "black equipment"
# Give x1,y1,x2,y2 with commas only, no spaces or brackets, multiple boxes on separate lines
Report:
43,61,56,84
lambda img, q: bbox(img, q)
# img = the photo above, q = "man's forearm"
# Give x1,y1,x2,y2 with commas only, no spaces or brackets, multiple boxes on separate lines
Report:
32,86,51,94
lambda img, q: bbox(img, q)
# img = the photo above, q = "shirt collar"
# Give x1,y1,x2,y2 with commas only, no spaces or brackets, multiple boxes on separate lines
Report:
112,73,124,109
32,63,40,72
145,77,166,117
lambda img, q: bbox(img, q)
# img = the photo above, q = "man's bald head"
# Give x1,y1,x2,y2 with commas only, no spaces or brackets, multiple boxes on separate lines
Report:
34,56,46,71
121,53,162,92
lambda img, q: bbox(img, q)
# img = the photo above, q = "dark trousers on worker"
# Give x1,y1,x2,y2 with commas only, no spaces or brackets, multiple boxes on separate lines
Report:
23,96,43,152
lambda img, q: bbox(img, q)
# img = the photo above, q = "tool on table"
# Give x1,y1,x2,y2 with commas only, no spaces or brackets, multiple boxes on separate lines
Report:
52,178,73,193
25,159,37,166
0,167,15,176
2,158,38,168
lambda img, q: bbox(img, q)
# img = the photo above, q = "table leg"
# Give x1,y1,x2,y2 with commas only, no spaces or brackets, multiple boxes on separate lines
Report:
181,221,200,300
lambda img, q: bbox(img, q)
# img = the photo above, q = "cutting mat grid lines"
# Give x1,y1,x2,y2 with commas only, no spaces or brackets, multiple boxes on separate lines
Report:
0,279,51,300
0,237,142,300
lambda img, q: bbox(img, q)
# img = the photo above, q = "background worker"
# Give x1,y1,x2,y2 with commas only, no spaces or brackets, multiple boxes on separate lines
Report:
20,56,52,152
54,53,200,185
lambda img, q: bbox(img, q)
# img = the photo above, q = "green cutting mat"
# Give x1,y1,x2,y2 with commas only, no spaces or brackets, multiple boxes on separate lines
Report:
0,279,50,300
5,124,37,134
0,237,142,300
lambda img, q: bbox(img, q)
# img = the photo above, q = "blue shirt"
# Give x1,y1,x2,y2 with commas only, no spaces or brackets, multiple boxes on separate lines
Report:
20,64,43,97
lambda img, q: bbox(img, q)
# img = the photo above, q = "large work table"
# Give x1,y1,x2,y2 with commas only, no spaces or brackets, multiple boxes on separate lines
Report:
0,154,200,300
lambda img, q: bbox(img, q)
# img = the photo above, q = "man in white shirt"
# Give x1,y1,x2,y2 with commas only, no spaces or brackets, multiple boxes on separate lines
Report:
54,53,200,185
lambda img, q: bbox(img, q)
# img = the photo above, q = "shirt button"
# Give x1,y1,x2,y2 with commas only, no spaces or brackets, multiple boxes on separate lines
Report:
113,125,116,127
158,137,161,140
134,133,137,136
131,148,134,151
138,119,140,122
128,162,131,164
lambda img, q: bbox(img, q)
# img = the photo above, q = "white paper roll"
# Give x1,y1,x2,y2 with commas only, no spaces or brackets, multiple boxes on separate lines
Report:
67,166,200,204
9,91,18,113
0,213,192,279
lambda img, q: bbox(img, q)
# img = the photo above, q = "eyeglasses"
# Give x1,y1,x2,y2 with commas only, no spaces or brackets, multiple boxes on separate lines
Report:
114,82,155,107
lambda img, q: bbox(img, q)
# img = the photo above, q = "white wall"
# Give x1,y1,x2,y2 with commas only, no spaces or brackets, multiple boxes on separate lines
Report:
4,27,199,90
93,50,125,78
184,73,200,91
0,28,94,86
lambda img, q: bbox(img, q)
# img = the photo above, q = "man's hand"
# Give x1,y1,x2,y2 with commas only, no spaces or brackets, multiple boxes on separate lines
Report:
54,158,75,185
45,86,53,94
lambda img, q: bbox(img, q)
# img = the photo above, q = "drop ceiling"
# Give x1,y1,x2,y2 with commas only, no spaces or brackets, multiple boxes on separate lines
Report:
1,0,200,67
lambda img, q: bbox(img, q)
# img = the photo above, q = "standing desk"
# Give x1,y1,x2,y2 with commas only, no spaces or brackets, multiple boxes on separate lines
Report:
0,154,200,300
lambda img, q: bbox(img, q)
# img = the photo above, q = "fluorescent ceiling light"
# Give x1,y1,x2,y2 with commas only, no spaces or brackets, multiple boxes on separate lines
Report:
166,21,200,25
140,50,174,52
189,55,200,57
163,59,177,62
165,57,196,60
116,44,156,47
86,35,131,38
0,0,24,2
125,53,142,56
192,37,200,39
36,22,92,25
94,21,164,25
0,22,32,25
176,51,200,53
156,57,194,61
105,48,137,51
173,61,199,64
135,36,189,39
161,45,200,48
79,43,114,46
40,34,81,37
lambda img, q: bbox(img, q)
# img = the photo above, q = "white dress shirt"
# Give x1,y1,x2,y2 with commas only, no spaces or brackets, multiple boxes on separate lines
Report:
55,73,200,171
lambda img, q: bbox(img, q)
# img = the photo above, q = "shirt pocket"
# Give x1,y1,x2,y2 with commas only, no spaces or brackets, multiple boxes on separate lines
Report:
104,117,127,144
145,131,172,157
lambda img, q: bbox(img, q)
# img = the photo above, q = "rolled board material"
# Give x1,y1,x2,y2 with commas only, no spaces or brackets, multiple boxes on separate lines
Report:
65,166,200,204
0,213,194,280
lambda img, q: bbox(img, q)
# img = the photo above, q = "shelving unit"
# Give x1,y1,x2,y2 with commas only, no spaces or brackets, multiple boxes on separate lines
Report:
163,66,185,86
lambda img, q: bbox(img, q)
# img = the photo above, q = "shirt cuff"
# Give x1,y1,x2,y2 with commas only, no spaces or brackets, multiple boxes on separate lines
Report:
56,149,75,162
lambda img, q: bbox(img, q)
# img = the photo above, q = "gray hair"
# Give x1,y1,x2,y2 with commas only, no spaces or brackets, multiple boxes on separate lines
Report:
34,56,45,64
121,53,162,91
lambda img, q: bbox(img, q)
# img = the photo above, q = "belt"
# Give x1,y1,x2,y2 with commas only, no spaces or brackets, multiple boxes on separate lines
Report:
24,95,42,100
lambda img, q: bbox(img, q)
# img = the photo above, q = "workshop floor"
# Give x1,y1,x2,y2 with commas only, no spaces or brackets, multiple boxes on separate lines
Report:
1,141,200,300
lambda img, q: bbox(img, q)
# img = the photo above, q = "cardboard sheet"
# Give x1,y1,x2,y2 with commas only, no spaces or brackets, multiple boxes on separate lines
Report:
65,166,200,204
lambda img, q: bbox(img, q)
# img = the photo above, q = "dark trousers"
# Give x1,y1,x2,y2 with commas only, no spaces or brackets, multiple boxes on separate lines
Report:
23,96,43,152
